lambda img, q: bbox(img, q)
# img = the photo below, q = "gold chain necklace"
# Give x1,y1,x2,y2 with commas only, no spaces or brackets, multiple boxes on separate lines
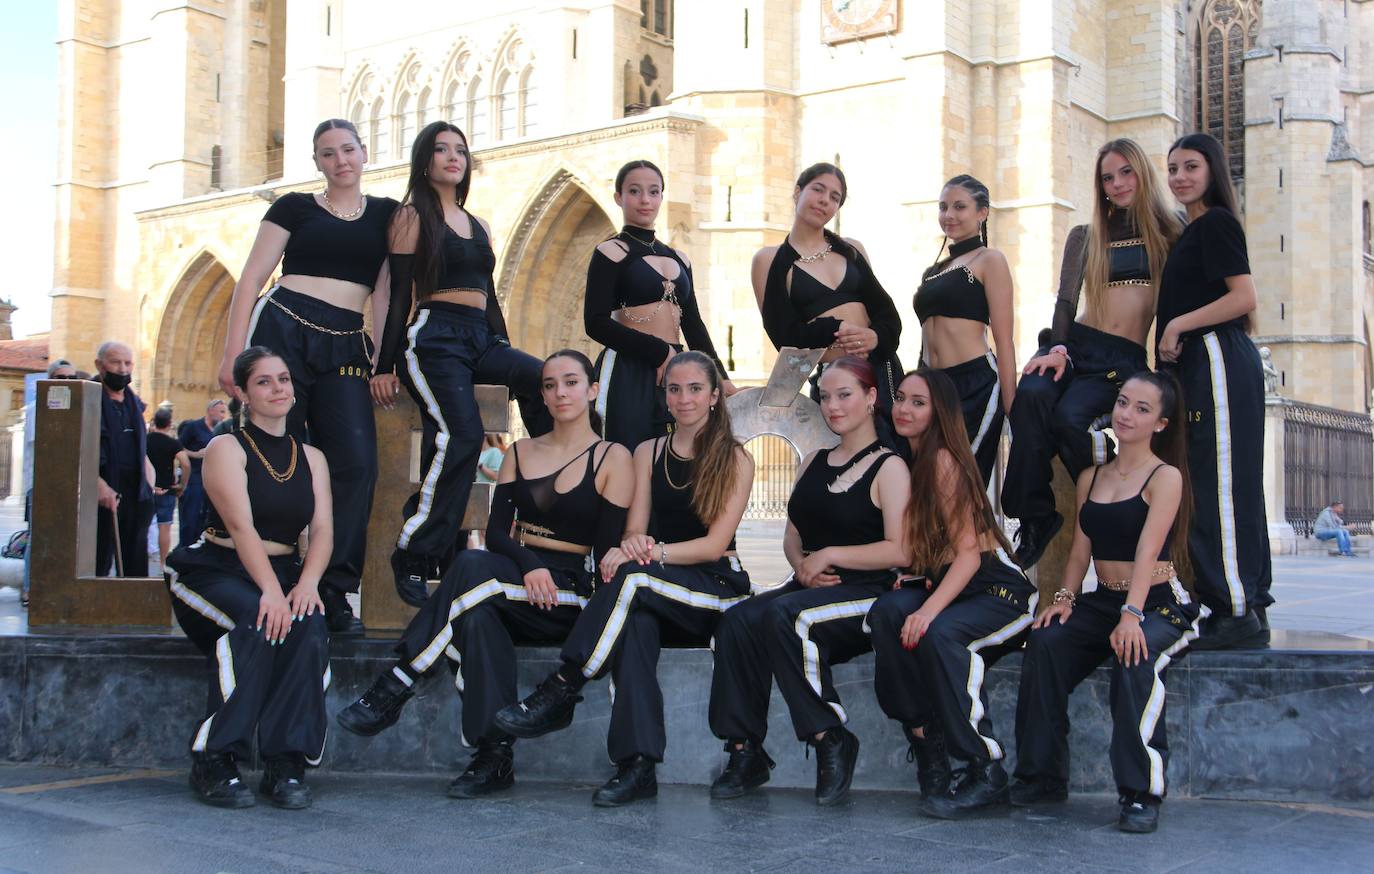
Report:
321,190,365,220
1113,457,1153,480
241,428,299,484
663,438,692,490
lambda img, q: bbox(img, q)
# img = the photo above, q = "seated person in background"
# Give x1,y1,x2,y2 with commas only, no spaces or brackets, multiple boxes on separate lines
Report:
1314,500,1355,557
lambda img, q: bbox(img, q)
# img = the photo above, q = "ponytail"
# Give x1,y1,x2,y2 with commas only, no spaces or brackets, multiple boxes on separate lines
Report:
665,350,742,524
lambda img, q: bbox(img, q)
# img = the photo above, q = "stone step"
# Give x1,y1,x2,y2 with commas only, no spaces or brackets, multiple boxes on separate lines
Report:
3,631,1370,805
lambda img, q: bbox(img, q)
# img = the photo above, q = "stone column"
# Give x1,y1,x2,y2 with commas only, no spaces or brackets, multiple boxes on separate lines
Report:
1264,397,1298,555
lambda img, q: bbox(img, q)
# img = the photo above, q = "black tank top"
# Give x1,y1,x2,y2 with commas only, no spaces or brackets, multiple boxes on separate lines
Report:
789,259,864,322
511,442,606,546
1077,465,1172,561
435,213,495,293
202,422,314,545
650,437,737,551
914,262,990,325
787,441,893,553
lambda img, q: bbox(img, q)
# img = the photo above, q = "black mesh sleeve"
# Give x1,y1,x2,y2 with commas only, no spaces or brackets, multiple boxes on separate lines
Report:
484,482,545,577
1051,225,1088,347
374,254,415,376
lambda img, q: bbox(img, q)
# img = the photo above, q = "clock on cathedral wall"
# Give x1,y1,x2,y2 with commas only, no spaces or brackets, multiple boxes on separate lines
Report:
821,0,899,45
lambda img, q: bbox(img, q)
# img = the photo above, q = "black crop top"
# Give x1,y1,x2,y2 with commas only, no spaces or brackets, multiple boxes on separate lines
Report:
649,437,737,551
914,262,990,325
437,215,496,293
789,259,864,322
583,227,729,376
202,422,314,546
1077,465,1172,562
787,443,895,585
484,441,629,580
1157,207,1250,341
262,193,398,286
1050,212,1166,346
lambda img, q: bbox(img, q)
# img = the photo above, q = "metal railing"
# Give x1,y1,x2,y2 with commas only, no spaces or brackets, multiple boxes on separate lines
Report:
1283,401,1373,536
743,434,798,520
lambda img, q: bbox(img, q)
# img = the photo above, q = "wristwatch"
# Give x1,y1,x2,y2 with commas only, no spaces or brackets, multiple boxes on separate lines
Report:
1120,604,1146,621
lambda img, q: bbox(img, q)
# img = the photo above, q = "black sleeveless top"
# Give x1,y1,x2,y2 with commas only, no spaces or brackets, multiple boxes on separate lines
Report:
202,422,314,545
788,442,893,553
511,442,605,546
1077,465,1172,562
649,437,737,551
789,259,864,322
914,262,990,325
435,213,496,293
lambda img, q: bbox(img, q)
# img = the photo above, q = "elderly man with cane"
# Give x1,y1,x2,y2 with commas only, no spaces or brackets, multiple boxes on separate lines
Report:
94,341,155,576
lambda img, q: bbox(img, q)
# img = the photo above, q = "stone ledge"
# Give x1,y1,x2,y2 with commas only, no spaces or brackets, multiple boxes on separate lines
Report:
2,630,1370,805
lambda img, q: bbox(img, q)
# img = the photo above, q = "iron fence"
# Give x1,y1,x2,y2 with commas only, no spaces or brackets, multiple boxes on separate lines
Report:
1284,401,1373,536
743,434,797,520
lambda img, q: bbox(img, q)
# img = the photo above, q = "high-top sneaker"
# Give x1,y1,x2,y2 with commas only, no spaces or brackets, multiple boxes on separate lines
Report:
336,670,415,737
592,755,657,807
447,740,515,799
709,739,775,800
492,673,583,739
810,725,860,807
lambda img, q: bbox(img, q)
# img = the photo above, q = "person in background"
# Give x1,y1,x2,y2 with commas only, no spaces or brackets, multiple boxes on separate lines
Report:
147,407,192,582
94,341,156,577
20,359,79,607
1314,500,1355,557
469,434,508,549
178,399,228,549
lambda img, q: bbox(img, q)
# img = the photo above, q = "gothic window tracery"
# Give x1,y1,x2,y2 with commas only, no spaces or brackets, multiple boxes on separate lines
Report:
1194,0,1261,182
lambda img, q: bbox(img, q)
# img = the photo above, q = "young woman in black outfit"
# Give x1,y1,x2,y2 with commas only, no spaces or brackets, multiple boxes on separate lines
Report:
169,347,333,810
1002,140,1181,567
913,175,1017,486
585,160,735,447
868,368,1035,818
492,351,754,807
1157,133,1271,650
373,121,550,606
219,119,396,635
753,163,904,445
335,350,633,798
708,356,910,806
1013,371,1203,833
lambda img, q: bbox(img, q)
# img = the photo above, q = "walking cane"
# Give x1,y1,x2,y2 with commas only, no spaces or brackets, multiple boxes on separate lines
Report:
107,504,124,577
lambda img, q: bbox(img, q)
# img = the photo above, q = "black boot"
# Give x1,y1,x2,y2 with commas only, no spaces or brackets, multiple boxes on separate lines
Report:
1009,775,1068,807
1254,605,1271,645
810,725,860,807
1118,792,1160,833
492,673,583,740
919,760,1009,819
1190,611,1265,651
320,583,365,636
336,670,415,737
390,548,431,608
259,753,312,810
447,740,515,799
189,751,254,809
1013,512,1063,569
710,740,775,800
905,723,952,800
592,755,658,807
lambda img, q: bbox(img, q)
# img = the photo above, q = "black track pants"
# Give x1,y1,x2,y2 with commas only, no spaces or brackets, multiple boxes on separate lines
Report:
940,353,1005,487
1014,584,1203,797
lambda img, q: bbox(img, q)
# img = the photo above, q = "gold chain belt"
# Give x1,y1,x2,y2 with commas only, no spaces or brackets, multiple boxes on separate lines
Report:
268,295,366,337
1094,562,1175,591
1106,279,1152,288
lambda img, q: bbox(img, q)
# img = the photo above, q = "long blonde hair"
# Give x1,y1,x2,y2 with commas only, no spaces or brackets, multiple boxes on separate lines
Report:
1081,139,1180,326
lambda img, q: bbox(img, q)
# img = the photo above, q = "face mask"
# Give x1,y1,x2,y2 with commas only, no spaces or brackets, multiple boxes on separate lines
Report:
102,371,132,391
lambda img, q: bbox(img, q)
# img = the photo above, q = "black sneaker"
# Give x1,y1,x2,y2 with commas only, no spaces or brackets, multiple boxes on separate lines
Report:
336,670,415,737
920,760,1010,819
1013,512,1063,569
710,740,775,800
905,723,952,800
189,751,254,809
447,740,515,799
1118,793,1160,833
319,583,365,636
1190,611,1266,651
1009,776,1068,807
390,549,431,608
592,755,658,807
259,753,312,810
492,673,583,740
811,725,860,807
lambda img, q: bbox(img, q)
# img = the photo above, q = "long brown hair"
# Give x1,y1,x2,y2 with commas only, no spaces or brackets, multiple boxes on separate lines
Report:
666,351,743,524
902,368,1013,573
1122,370,1193,582
400,121,473,297
1082,139,1180,325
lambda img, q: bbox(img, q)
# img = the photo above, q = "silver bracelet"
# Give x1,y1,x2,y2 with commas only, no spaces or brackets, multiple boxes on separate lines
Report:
659,543,668,564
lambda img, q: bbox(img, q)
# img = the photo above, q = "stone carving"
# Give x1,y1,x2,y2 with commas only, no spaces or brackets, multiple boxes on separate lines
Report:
1260,346,1281,399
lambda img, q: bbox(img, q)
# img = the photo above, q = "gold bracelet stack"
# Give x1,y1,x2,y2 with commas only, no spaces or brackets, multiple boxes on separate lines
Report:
1053,588,1077,606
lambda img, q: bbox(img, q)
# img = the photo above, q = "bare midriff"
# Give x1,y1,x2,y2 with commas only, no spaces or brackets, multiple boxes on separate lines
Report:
1079,283,1155,349
1091,557,1175,590
614,302,682,350
429,288,489,309
921,316,990,369
813,301,870,363
276,275,372,313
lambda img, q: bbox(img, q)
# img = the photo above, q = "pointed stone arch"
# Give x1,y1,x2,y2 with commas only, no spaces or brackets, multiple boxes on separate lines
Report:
152,250,236,410
497,170,616,358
